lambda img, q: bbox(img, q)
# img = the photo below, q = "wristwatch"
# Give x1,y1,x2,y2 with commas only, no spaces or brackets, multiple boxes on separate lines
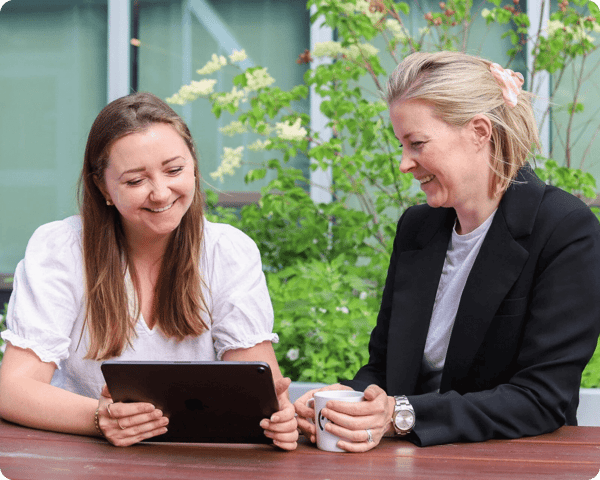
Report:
392,395,415,436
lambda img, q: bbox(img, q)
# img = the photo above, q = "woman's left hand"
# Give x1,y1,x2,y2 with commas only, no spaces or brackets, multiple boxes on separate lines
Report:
260,377,298,450
320,384,394,452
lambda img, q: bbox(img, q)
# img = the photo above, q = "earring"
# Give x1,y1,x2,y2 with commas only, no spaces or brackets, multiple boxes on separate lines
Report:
106,199,113,206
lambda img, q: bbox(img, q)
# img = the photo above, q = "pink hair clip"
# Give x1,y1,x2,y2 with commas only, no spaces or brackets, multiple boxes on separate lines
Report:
490,63,524,108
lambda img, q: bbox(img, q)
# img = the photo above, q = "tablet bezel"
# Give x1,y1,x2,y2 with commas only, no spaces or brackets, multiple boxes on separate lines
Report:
100,360,279,444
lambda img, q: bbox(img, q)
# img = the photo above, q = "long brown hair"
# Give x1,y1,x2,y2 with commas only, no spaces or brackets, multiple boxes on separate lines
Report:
386,51,540,195
78,92,209,360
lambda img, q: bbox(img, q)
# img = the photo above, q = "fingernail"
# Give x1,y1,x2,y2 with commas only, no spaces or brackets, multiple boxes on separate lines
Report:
270,415,278,422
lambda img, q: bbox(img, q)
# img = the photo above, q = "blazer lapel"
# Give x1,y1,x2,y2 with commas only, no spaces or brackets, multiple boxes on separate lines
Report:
387,209,454,394
440,165,545,391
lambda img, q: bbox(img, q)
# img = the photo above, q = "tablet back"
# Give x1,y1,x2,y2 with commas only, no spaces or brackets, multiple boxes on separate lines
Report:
100,361,279,444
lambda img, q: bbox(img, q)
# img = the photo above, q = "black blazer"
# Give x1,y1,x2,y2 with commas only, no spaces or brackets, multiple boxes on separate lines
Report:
343,166,600,446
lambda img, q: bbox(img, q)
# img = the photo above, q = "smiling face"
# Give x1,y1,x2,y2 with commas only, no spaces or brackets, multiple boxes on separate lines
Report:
97,122,196,245
390,98,496,223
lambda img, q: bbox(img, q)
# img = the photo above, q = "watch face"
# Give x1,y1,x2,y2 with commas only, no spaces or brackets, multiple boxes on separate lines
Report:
395,410,415,430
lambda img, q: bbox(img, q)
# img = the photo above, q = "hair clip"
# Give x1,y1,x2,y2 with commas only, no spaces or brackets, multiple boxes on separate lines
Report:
489,63,524,108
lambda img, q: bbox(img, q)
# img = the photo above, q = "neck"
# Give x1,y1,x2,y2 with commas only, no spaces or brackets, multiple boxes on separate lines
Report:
455,195,501,235
125,230,171,266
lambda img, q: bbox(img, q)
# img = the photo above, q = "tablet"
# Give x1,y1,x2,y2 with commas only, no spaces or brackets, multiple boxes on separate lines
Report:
100,360,279,444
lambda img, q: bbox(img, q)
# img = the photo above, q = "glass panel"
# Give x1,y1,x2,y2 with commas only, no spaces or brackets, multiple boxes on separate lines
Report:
0,0,108,273
137,0,311,192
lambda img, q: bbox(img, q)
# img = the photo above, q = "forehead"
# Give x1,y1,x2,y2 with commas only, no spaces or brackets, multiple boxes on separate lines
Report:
389,98,450,138
107,123,189,166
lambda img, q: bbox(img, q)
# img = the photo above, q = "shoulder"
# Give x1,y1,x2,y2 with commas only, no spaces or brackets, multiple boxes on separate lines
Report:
26,216,83,262
393,203,452,250
202,219,261,266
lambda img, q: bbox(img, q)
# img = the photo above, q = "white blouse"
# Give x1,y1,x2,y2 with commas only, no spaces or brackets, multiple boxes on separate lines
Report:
2,216,278,399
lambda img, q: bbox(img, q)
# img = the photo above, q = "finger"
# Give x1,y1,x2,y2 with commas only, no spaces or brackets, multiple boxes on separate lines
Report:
274,377,292,398
321,408,372,430
269,401,295,423
271,439,298,451
114,409,168,430
324,421,377,443
100,384,112,400
296,416,316,439
336,438,378,453
104,401,157,419
261,416,297,433
108,424,169,447
265,429,299,445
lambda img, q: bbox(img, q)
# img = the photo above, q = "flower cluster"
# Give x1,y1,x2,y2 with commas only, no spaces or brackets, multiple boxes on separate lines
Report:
214,87,247,108
165,79,217,105
210,146,244,182
385,18,408,41
275,118,307,142
197,53,228,75
244,68,276,92
247,139,272,151
312,40,378,60
219,120,248,137
229,49,248,63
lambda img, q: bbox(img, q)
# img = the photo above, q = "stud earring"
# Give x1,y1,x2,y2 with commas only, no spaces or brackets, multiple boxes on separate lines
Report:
106,199,113,206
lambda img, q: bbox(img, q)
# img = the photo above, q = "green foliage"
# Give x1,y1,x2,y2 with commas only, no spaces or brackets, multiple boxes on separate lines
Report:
582,339,600,388
177,0,600,385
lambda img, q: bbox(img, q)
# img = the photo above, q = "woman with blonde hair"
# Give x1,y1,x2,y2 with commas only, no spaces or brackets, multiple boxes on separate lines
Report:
295,51,600,449
0,92,298,449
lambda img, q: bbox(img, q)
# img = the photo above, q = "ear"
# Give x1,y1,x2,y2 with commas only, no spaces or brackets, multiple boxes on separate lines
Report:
470,114,493,151
93,174,111,204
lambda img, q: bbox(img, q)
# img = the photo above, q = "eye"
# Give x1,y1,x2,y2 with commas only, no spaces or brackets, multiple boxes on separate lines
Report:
167,166,184,175
411,141,424,148
125,178,144,187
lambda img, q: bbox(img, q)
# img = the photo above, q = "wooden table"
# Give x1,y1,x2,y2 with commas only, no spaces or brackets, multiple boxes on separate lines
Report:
1,419,599,479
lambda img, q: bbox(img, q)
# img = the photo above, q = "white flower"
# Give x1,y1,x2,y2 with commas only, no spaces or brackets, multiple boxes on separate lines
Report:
385,19,407,40
166,79,218,105
197,53,228,75
481,8,493,20
547,20,565,36
572,25,593,43
244,68,275,92
275,118,307,142
214,87,247,108
229,49,248,63
318,308,327,313
346,43,379,60
336,306,350,314
313,40,345,58
220,120,248,136
210,146,244,182
247,139,272,151
286,348,300,361
359,291,368,300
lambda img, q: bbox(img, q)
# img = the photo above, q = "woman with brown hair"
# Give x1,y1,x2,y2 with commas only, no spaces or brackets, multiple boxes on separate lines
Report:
295,51,600,450
0,92,298,449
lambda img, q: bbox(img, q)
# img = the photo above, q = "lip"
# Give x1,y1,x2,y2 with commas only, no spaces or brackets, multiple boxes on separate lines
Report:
145,198,177,213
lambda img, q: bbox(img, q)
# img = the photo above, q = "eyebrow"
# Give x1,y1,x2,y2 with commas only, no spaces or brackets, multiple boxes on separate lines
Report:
118,157,183,179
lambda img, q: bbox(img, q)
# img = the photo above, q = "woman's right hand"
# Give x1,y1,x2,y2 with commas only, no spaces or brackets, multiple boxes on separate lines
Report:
96,385,169,447
293,383,353,443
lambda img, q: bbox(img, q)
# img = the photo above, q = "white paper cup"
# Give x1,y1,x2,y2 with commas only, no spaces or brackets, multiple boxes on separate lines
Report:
306,390,364,452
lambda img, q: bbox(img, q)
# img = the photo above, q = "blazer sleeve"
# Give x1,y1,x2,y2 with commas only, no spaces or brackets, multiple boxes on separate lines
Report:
408,206,600,446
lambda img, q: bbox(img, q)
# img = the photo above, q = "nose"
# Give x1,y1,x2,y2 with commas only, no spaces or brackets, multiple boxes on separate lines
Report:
149,177,171,203
399,152,417,174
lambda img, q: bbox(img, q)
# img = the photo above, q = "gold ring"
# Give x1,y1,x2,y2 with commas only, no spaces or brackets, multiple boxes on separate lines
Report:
106,403,114,418
116,418,126,430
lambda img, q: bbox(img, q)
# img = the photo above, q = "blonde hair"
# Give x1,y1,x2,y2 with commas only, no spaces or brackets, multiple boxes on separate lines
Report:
386,51,540,193
78,92,210,360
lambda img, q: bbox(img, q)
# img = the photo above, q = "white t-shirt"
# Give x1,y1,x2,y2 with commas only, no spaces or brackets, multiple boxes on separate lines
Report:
2,216,278,399
420,210,497,393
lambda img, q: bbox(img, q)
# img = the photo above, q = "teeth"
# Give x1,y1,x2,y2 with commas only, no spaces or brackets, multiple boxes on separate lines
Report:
419,175,435,184
149,202,174,213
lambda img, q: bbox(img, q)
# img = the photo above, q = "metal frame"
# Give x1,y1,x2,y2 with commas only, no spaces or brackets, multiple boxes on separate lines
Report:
107,0,131,103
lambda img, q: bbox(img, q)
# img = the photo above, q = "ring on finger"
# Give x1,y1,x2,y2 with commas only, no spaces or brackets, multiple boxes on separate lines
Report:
116,418,126,430
366,428,373,443
106,403,114,418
